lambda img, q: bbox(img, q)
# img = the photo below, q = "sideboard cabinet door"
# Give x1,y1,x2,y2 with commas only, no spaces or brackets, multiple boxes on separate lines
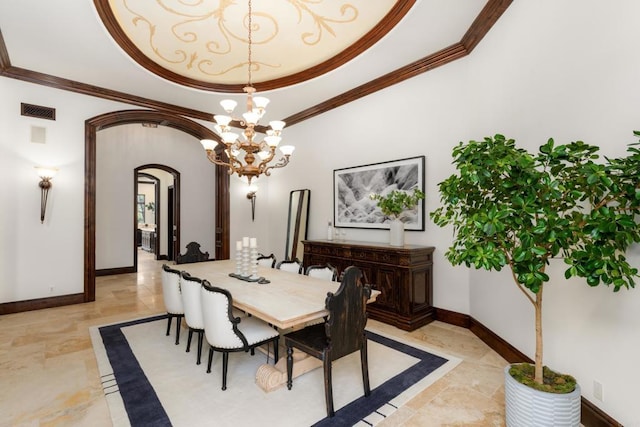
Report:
302,240,435,331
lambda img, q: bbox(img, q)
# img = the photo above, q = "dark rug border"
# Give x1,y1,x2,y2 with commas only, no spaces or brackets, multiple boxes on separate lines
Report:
98,315,448,427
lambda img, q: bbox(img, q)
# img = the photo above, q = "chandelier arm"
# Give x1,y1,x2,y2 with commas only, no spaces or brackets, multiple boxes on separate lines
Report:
206,150,242,172
262,156,291,176
256,150,277,173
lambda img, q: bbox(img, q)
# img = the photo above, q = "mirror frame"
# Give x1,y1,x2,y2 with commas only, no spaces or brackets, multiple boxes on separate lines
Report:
284,189,310,261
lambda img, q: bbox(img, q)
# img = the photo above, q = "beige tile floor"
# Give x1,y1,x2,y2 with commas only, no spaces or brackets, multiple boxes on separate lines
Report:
0,249,508,427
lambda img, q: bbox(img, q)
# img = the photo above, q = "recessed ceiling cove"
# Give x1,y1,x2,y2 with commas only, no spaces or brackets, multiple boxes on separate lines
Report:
94,0,415,93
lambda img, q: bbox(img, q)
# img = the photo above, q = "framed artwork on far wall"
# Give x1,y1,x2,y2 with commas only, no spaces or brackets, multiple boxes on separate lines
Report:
333,155,425,230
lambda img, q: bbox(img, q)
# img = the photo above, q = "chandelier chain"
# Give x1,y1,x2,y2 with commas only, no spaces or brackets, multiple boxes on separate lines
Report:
247,0,253,88
200,0,294,186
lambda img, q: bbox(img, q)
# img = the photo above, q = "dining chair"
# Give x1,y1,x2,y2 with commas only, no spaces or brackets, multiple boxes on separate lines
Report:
276,258,303,274
161,264,184,345
285,266,372,417
179,271,206,365
200,281,280,390
257,253,277,268
305,263,338,281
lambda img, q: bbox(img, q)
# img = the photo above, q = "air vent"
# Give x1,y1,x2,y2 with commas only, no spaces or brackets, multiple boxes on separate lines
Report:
21,103,56,121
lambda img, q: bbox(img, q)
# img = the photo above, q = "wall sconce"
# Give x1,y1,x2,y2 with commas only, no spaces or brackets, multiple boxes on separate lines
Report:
35,167,57,223
247,184,258,222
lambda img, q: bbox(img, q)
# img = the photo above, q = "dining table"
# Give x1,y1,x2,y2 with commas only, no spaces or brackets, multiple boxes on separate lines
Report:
178,259,380,330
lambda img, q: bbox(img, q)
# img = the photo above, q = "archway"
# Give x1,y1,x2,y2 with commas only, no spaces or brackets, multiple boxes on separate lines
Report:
84,110,229,302
135,165,179,268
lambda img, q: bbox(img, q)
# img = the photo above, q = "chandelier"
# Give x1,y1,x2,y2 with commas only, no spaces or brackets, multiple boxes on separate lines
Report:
200,0,294,185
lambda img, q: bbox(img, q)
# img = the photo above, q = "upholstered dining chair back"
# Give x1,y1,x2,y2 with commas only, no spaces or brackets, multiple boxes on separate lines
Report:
256,253,277,268
180,271,206,364
161,264,184,344
305,263,338,281
200,283,246,349
162,264,183,314
276,258,303,274
180,272,205,330
200,281,280,390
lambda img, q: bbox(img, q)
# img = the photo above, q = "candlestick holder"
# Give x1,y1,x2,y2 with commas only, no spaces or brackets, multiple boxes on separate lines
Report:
250,247,259,279
242,246,250,277
235,247,243,275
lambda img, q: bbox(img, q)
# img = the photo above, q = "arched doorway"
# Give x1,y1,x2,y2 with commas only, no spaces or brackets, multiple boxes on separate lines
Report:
135,165,179,268
84,110,229,302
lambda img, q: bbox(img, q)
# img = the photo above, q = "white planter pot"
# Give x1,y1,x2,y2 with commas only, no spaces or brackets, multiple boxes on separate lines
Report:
389,219,405,246
504,365,581,427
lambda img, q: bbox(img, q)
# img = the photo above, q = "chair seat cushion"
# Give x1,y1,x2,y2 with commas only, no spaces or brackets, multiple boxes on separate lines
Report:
237,316,280,347
284,323,328,357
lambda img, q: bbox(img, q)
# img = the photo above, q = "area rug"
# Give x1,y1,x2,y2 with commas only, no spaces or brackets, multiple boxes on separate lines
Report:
90,315,460,427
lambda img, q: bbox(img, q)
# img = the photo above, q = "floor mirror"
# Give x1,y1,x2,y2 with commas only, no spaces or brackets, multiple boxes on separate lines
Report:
285,189,310,261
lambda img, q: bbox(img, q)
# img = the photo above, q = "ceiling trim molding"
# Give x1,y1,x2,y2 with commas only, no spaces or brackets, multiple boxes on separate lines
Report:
0,28,11,72
283,0,513,126
1,65,213,121
461,0,513,53
0,0,512,127
93,0,417,93
284,42,468,127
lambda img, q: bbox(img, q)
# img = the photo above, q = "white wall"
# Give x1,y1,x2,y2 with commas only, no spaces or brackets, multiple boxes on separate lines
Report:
0,78,130,301
96,125,219,268
464,2,640,424
263,1,640,425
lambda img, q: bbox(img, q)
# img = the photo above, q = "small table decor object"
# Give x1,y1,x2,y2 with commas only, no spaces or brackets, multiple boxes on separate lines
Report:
231,237,270,284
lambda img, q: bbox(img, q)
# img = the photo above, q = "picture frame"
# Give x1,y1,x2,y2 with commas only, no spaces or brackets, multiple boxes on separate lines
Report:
333,156,425,230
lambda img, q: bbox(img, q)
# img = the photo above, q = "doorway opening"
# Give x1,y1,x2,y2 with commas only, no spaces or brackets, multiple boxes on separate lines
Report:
135,165,180,272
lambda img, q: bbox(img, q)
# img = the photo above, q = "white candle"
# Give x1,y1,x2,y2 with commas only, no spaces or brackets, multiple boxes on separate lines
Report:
250,237,257,248
236,241,242,251
242,236,249,247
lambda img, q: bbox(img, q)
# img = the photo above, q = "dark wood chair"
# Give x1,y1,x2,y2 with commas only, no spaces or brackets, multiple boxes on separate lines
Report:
176,241,210,264
285,266,372,417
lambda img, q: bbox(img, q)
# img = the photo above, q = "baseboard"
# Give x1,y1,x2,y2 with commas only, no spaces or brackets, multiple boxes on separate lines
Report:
96,266,136,276
0,293,85,315
434,308,622,427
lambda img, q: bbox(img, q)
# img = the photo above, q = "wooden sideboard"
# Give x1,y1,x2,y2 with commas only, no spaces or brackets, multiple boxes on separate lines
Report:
302,239,435,331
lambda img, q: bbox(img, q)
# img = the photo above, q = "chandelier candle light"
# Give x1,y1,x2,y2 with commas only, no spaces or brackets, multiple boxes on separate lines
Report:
200,0,294,185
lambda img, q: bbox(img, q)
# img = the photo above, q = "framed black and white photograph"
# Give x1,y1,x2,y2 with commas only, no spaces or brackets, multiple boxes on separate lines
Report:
333,156,425,230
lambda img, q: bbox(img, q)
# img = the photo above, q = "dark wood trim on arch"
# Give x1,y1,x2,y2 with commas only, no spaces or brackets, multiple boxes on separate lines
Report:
84,110,230,303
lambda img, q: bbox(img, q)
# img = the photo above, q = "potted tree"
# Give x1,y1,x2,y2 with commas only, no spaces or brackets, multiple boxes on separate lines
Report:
430,133,640,425
370,188,425,246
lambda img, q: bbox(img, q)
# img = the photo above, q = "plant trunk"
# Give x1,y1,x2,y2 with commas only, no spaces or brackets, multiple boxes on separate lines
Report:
534,285,544,384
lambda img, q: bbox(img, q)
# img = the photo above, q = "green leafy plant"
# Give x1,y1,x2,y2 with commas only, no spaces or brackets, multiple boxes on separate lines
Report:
370,188,425,219
430,133,640,390
145,202,155,212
